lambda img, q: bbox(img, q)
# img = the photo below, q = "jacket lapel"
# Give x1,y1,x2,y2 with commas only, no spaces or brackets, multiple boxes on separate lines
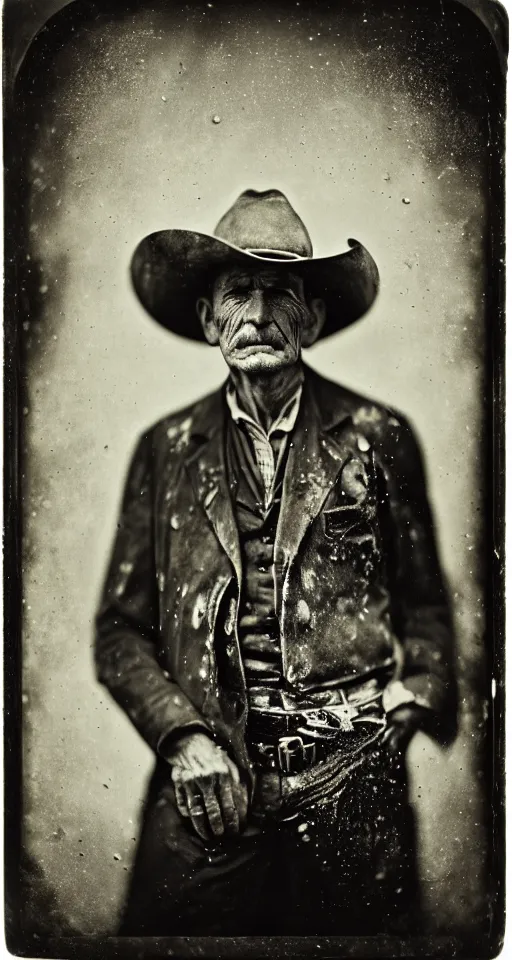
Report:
184,388,242,586
275,370,356,581
183,370,359,594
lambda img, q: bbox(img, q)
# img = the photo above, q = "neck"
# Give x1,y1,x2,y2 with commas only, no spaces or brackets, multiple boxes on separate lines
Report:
230,362,304,431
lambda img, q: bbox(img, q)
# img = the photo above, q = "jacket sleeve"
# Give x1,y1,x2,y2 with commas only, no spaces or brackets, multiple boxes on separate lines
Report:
377,415,458,745
94,432,212,755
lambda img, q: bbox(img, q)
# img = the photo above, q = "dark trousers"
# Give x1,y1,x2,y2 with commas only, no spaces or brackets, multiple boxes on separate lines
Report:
120,748,420,937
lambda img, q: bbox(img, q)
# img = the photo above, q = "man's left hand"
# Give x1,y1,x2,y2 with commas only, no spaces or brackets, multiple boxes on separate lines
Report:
383,704,425,755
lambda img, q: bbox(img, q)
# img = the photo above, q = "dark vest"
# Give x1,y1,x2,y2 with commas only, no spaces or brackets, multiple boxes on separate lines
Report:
225,417,291,690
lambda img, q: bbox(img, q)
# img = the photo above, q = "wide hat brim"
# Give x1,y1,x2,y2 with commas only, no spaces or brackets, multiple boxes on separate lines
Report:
131,230,379,341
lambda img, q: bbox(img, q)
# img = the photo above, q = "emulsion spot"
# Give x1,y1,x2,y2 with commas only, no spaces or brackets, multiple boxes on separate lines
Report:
297,599,311,625
192,594,206,629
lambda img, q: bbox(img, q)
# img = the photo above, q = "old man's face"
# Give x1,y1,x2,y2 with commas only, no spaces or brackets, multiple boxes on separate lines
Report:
196,266,325,375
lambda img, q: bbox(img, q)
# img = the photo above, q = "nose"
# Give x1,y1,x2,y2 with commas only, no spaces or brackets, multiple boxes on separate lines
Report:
244,289,266,326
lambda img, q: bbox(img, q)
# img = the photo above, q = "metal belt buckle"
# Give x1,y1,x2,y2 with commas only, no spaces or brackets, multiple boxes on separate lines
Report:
277,735,316,774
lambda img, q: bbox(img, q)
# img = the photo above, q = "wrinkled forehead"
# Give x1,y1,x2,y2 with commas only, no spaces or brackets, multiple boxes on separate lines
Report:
213,265,304,295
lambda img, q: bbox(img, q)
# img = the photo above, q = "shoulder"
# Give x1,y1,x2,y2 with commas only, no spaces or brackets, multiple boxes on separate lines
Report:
308,367,411,439
309,367,424,469
139,385,225,456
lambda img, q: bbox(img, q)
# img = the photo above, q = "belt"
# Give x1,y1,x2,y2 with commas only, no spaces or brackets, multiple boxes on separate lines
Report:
247,694,387,776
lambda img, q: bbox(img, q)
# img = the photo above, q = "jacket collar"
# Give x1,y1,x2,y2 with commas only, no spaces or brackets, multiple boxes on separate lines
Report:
188,364,354,441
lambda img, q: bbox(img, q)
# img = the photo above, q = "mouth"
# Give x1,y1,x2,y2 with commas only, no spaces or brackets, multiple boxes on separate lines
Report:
235,343,283,355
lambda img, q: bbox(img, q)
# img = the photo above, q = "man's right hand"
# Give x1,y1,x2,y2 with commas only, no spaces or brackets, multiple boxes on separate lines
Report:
164,731,249,842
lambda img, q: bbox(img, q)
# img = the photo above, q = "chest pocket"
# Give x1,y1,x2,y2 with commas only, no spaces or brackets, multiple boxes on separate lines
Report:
323,503,374,541
321,454,380,576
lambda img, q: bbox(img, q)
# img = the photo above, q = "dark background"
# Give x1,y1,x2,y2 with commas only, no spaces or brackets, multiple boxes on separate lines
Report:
4,0,505,953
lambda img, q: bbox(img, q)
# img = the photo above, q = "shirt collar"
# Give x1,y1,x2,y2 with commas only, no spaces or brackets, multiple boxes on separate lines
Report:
226,379,303,439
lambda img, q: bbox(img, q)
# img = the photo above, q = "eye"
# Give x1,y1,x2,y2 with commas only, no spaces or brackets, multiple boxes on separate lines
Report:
268,288,296,301
225,287,250,301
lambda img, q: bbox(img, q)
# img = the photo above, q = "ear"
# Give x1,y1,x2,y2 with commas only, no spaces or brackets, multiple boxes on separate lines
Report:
301,298,326,347
196,297,219,345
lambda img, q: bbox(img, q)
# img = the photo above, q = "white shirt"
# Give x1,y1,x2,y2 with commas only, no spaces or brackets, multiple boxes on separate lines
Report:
226,381,303,508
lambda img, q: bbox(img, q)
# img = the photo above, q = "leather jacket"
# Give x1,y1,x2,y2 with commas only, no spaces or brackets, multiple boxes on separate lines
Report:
95,366,457,774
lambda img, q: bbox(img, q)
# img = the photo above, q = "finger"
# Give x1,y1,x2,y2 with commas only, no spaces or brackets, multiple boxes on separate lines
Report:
189,809,210,843
217,776,239,835
200,780,225,837
233,781,249,828
387,729,408,755
225,756,241,784
382,725,396,745
382,726,398,753
183,785,210,842
174,781,190,818
225,759,247,826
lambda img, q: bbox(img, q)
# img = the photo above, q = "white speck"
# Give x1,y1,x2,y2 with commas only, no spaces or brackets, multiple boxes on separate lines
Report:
357,434,370,452
39,284,48,294
491,678,496,699
119,562,133,575
171,514,180,530
402,197,411,205
224,597,237,636
204,487,218,508
192,594,206,629
161,95,167,102
297,599,311,625
212,115,221,124
167,416,193,446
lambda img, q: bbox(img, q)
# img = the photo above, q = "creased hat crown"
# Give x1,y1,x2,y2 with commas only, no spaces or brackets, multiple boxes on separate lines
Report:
214,189,313,259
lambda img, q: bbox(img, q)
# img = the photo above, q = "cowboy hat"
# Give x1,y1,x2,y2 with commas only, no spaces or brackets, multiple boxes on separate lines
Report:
130,189,379,340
